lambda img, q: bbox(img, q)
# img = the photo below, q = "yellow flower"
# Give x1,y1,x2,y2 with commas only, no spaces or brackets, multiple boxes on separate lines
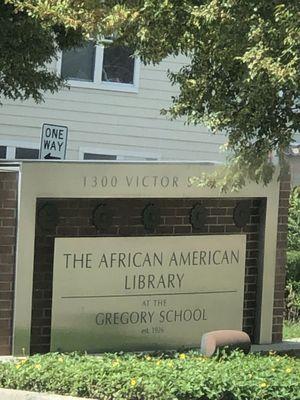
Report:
285,368,292,373
260,382,267,388
167,361,173,367
15,363,21,369
271,368,275,372
58,357,64,363
112,361,120,367
145,356,151,361
130,378,137,387
35,364,41,370
179,353,186,360
156,360,161,366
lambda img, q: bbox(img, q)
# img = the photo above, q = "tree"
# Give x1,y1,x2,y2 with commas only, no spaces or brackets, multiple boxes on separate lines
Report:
0,0,83,103
4,1,300,190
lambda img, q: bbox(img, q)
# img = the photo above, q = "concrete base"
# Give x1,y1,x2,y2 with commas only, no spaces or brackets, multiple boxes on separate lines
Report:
251,339,300,356
0,389,93,400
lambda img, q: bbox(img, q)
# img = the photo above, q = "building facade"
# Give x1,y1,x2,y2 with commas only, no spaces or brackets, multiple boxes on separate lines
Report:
0,43,226,163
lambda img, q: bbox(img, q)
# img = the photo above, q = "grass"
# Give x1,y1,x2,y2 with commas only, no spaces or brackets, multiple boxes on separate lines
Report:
283,321,300,339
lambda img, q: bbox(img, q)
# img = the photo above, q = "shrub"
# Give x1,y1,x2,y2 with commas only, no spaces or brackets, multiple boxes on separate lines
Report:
285,188,300,323
286,251,300,282
288,188,300,251
285,280,300,322
0,352,299,400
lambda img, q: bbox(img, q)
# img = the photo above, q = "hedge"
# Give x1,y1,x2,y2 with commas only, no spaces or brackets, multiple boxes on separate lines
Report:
0,352,299,399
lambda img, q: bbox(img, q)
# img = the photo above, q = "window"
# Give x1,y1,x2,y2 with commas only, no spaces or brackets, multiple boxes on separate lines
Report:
59,40,140,92
0,146,6,159
61,42,96,82
84,153,117,161
15,147,39,159
102,46,135,84
0,142,39,160
80,147,160,161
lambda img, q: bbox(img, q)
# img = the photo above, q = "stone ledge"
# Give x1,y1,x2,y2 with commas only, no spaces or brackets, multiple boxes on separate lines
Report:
0,388,93,400
251,339,300,356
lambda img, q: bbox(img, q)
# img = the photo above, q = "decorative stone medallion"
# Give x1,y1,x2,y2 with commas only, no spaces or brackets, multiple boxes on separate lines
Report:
233,201,251,228
37,202,59,230
92,204,113,231
190,203,208,229
142,203,161,231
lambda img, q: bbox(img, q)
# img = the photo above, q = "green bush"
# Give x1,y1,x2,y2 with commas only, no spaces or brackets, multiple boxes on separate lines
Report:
288,188,300,251
286,251,300,282
0,352,299,400
285,280,300,322
285,188,300,322
284,320,300,339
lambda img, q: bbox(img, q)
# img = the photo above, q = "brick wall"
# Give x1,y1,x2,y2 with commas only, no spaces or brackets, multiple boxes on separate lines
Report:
31,197,264,354
272,175,291,342
0,172,18,355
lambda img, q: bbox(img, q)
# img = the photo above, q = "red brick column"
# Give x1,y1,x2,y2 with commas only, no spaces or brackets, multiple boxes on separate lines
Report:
0,171,18,355
272,175,290,342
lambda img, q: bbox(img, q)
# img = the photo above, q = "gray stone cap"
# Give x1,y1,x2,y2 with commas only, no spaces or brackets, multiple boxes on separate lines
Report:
0,388,93,400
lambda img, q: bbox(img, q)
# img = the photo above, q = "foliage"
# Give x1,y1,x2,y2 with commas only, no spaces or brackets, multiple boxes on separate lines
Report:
0,0,84,103
283,320,300,339
2,1,300,189
288,188,300,251
286,251,300,282
285,280,300,322
285,188,300,322
0,351,299,400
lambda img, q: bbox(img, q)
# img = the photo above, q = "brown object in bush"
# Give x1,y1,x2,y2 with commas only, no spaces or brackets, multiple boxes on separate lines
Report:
200,330,251,357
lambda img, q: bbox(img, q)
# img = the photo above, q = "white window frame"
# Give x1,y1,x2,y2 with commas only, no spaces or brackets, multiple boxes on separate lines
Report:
79,146,160,161
0,140,40,160
57,40,140,93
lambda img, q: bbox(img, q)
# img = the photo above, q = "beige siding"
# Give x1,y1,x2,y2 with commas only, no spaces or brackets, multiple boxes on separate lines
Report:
0,56,226,161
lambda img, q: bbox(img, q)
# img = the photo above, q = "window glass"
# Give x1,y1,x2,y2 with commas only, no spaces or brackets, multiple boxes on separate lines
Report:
61,42,96,82
102,45,135,84
84,153,117,160
15,148,39,159
0,146,6,159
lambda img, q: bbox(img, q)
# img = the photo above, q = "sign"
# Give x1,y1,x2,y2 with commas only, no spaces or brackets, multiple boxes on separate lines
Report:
51,235,246,352
40,123,68,160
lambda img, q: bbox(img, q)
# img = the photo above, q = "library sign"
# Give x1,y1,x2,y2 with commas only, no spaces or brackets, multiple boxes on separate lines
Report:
51,235,246,352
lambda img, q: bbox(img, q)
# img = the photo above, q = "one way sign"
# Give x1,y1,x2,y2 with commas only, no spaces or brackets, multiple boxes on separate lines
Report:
40,123,68,160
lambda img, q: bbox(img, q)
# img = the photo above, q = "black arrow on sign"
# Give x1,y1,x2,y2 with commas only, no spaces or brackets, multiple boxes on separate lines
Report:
44,153,61,160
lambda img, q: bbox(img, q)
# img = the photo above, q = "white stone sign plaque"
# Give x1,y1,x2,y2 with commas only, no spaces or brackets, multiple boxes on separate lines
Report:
51,235,246,352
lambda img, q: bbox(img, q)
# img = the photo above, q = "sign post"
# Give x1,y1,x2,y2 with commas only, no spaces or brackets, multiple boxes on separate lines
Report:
40,123,68,160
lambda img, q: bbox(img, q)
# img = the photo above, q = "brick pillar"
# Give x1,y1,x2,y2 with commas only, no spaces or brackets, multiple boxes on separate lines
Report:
272,174,290,342
0,171,18,355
